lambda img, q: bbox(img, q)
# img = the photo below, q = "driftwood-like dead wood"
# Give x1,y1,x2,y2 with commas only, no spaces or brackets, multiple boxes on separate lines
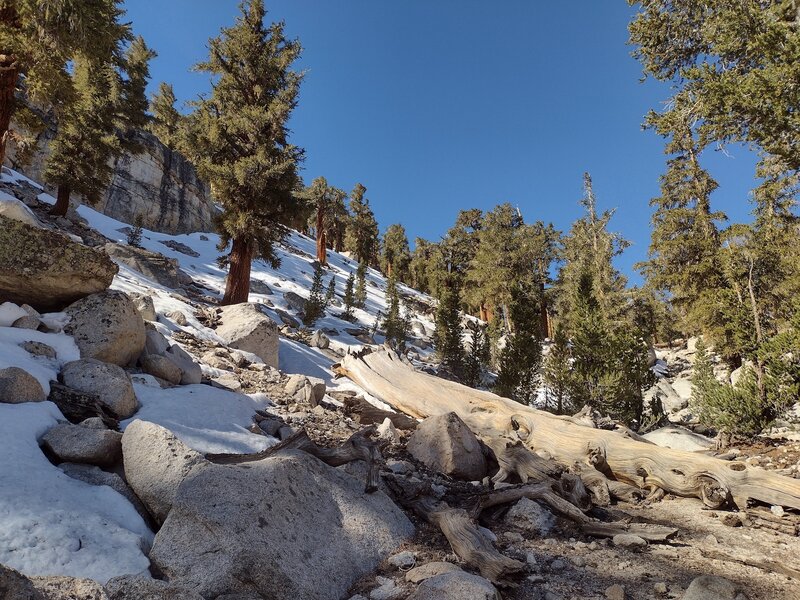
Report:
48,382,120,429
343,396,418,430
700,548,800,580
385,476,524,582
489,440,562,485
335,350,800,511
206,426,383,492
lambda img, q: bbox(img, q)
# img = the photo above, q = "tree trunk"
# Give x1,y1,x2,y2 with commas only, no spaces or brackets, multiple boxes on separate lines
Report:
316,204,327,265
0,4,19,167
50,184,71,216
221,236,254,305
336,349,800,511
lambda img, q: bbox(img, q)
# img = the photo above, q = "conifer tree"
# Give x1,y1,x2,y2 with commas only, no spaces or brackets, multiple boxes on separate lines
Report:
325,186,349,253
304,176,331,265
345,183,380,265
434,275,465,378
355,261,368,308
494,278,543,405
342,272,356,321
381,223,411,282
325,276,336,306
409,237,435,294
184,0,304,305
463,320,490,388
0,0,129,164
303,262,326,326
383,274,407,348
127,214,144,248
149,81,183,149
542,324,572,414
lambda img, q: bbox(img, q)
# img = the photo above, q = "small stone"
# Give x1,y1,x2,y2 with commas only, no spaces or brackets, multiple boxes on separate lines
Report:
404,562,461,584
525,551,538,566
527,575,545,583
0,366,45,403
720,513,743,527
370,576,403,600
504,531,524,543
612,533,647,549
588,541,599,551
386,460,413,475
166,310,188,326
704,534,718,545
41,423,122,466
605,584,625,600
478,526,497,543
549,559,567,571
12,315,40,329
571,556,586,567
654,582,668,595
771,505,785,517
387,551,416,570
20,341,56,359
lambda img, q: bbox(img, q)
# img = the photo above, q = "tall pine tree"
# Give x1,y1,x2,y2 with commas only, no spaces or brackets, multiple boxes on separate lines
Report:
345,183,379,266
381,223,411,282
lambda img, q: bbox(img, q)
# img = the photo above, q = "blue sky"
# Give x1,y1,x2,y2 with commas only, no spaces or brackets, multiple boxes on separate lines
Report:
122,0,761,284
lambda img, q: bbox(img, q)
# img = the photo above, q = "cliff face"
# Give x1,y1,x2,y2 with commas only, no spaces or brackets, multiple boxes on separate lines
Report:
6,122,217,235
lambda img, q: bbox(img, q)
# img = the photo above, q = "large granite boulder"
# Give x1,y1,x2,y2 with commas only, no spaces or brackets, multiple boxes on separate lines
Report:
684,575,747,600
149,451,414,600
406,412,488,481
64,291,146,367
121,420,206,524
61,359,138,418
215,303,279,368
41,423,122,467
104,575,203,600
0,563,44,600
104,243,192,289
0,367,45,404
0,215,117,311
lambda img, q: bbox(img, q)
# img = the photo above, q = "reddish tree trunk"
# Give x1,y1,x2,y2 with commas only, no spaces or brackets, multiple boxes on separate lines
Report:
50,184,71,216
316,204,327,265
222,237,254,306
0,5,19,167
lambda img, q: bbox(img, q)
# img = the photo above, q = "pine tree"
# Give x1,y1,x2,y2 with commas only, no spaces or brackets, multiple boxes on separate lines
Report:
463,320,490,388
381,223,411,282
0,0,129,165
434,275,465,378
342,272,356,321
355,261,368,308
184,0,304,305
325,276,336,305
345,183,380,265
127,214,144,248
149,81,183,149
542,324,572,414
304,177,331,265
325,186,349,253
383,274,407,348
409,237,435,294
494,278,543,405
45,36,155,216
303,262,326,326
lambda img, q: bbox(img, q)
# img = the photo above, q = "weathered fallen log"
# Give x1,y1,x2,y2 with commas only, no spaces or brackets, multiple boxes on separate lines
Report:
206,426,383,492
335,349,800,511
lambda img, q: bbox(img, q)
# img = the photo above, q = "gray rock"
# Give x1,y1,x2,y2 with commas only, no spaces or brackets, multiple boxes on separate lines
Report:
505,497,555,535
79,417,108,430
0,563,44,600
12,315,40,329
149,451,414,600
656,380,688,413
0,215,117,312
30,575,108,599
407,572,500,600
250,278,272,295
159,239,200,258
605,584,625,600
105,243,193,289
140,353,182,385
684,575,747,600
144,326,170,356
129,293,156,322
0,366,45,403
283,291,306,313
121,420,206,524
405,562,462,584
406,412,487,481
311,329,330,349
216,303,279,368
42,423,122,467
165,310,188,326
612,534,647,549
387,551,416,570
64,291,146,367
370,577,403,600
20,341,56,359
165,344,202,385
59,463,149,521
104,574,204,600
61,359,138,419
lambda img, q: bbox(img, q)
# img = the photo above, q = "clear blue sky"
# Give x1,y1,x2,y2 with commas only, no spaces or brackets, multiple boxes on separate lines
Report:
122,0,761,284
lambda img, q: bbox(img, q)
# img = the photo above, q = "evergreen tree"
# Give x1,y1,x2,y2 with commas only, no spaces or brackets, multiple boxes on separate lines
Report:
325,186,349,253
304,176,331,265
149,81,183,149
325,275,336,305
127,214,144,248
345,183,380,265
383,274,407,348
118,35,155,151
434,275,465,378
494,278,543,404
355,260,368,307
184,0,304,305
381,223,412,282
463,320,490,388
0,0,129,164
409,237,436,294
342,272,356,321
303,262,326,326
542,324,573,414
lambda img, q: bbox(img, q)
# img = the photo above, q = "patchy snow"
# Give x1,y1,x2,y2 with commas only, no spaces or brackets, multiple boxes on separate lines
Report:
0,325,81,395
0,302,28,326
279,337,336,383
121,383,277,454
0,192,42,227
1,167,43,189
0,402,152,584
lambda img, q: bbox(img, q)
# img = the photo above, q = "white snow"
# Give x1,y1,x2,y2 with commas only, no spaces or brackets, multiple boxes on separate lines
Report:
0,402,152,583
0,301,28,326
121,383,277,454
0,192,42,227
0,325,81,394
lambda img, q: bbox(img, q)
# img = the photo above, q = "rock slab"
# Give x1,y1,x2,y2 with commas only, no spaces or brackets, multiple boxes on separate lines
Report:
406,412,487,481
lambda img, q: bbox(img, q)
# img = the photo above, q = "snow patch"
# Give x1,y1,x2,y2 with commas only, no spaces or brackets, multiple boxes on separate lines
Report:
0,326,81,395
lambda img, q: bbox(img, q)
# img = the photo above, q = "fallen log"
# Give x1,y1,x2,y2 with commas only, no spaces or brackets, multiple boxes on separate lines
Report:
206,426,383,492
335,349,800,511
